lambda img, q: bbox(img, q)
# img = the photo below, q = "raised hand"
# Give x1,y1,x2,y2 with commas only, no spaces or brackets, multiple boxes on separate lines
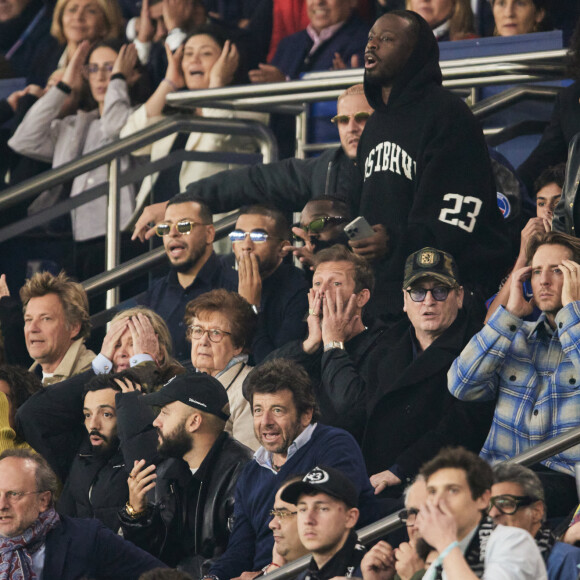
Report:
237,252,262,307
209,40,239,88
248,63,286,84
349,224,389,261
62,40,91,91
321,288,359,344
360,541,396,580
505,265,535,319
128,313,160,361
112,44,138,80
137,0,156,42
560,259,580,307
131,201,169,242
369,469,402,495
128,459,157,513
164,42,185,89
100,318,130,361
302,288,323,354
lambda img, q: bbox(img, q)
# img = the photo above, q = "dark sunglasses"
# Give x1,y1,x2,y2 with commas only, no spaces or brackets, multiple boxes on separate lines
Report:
331,112,372,125
294,216,348,235
489,494,539,515
155,219,207,236
406,286,455,303
229,229,274,243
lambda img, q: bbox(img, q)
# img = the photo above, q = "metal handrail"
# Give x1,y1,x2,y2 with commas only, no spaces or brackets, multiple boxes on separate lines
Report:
265,425,580,580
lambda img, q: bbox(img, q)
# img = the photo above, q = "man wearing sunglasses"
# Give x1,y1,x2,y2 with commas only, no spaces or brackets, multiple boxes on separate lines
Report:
139,193,237,365
364,247,494,497
490,463,580,580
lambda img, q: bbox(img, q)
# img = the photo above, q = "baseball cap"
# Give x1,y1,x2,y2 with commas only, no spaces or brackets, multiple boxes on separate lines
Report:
403,247,460,289
281,466,358,508
142,372,230,421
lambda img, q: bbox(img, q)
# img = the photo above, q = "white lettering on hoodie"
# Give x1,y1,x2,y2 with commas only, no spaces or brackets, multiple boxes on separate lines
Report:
364,141,416,181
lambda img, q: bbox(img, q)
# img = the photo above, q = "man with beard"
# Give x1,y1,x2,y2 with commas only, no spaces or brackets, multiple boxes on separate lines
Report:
139,193,237,365
227,205,309,363
117,373,252,576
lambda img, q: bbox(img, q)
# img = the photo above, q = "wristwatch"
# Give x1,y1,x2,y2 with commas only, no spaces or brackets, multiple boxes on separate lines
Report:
125,501,146,519
323,341,344,352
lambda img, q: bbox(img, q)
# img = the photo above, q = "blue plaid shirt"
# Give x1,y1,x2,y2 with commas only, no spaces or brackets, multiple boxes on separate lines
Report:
449,303,580,475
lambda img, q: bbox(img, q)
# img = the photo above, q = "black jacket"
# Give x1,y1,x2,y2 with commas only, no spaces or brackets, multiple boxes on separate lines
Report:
117,392,252,575
362,310,495,483
265,318,387,442
358,12,512,320
185,146,362,217
518,81,580,196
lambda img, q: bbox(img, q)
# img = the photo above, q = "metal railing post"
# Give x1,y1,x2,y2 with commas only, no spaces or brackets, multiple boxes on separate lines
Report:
105,157,121,308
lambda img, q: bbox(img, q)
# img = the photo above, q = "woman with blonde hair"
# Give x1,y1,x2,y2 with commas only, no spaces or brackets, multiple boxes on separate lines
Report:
407,0,476,40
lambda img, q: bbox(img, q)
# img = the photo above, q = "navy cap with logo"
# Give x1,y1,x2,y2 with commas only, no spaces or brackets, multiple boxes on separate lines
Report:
402,247,460,289
142,372,230,421
281,466,358,508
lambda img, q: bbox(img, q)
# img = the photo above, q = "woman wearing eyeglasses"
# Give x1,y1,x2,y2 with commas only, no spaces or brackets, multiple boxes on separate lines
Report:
184,289,259,450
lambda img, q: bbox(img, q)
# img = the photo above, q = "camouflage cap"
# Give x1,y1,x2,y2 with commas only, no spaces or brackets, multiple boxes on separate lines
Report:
403,247,460,289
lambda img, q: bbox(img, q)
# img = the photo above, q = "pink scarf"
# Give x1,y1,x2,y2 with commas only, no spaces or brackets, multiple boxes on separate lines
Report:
0,508,60,579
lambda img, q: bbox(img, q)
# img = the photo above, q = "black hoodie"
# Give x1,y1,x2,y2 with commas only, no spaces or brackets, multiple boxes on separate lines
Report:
357,11,512,320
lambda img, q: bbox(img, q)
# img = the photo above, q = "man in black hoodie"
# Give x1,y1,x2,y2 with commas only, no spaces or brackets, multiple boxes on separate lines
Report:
357,10,512,323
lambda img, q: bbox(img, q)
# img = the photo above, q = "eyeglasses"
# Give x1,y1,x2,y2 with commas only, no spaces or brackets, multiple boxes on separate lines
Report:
398,507,420,525
229,229,275,244
0,490,46,503
331,112,372,125
406,286,455,303
188,325,232,343
489,494,539,515
83,62,115,76
294,216,348,235
155,220,207,236
269,509,298,519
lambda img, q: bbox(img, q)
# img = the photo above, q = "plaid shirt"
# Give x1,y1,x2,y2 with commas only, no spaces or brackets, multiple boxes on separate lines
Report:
449,303,580,475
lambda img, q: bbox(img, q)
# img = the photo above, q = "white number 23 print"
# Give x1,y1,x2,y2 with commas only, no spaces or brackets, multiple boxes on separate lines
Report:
438,193,482,233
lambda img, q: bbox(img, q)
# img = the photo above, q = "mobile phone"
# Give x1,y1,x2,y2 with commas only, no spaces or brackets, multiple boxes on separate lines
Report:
344,216,375,241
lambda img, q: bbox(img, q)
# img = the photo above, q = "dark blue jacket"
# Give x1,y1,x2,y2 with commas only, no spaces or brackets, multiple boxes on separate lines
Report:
271,15,369,79
42,515,165,579
209,423,383,580
139,252,237,364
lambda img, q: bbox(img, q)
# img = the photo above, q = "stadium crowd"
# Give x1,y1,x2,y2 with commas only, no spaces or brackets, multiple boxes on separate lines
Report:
2,0,580,578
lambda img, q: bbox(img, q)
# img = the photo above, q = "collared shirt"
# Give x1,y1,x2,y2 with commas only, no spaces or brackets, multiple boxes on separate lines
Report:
306,21,345,56
449,303,580,475
254,423,317,474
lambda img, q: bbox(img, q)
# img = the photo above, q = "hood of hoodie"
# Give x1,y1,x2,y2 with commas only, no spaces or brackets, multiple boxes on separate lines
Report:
363,11,442,113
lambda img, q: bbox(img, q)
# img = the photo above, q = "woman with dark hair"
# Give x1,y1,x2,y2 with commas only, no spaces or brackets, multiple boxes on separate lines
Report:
490,0,551,36
184,289,258,449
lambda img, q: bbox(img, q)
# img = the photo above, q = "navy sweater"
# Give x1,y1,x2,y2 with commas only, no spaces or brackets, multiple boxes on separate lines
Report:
210,423,381,579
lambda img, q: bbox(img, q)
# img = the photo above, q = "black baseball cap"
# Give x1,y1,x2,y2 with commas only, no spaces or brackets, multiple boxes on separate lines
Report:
142,372,230,421
281,466,358,508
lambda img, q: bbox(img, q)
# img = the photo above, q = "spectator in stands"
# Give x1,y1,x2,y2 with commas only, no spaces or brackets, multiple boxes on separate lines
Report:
266,244,387,442
21,271,94,385
131,84,372,241
364,247,495,496
121,25,267,212
17,307,182,483
518,17,580,197
282,466,367,579
248,0,368,83
449,231,580,517
0,0,51,79
184,289,257,449
0,365,42,451
287,196,352,268
491,0,550,36
8,41,140,282
205,359,382,580
138,194,237,365
487,163,565,322
118,372,252,576
227,205,308,363
359,10,511,322
27,0,124,86
415,447,547,580
0,449,165,578
406,0,476,41
490,463,580,580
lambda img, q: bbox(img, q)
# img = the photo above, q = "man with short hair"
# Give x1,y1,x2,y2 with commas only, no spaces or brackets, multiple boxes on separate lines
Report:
358,10,511,320
281,465,366,579
364,247,494,495
118,373,252,575
131,85,373,241
139,193,236,364
227,205,308,363
206,358,381,580
18,271,95,385
0,449,164,579
415,447,547,580
449,231,580,516
490,463,580,580
267,244,387,441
